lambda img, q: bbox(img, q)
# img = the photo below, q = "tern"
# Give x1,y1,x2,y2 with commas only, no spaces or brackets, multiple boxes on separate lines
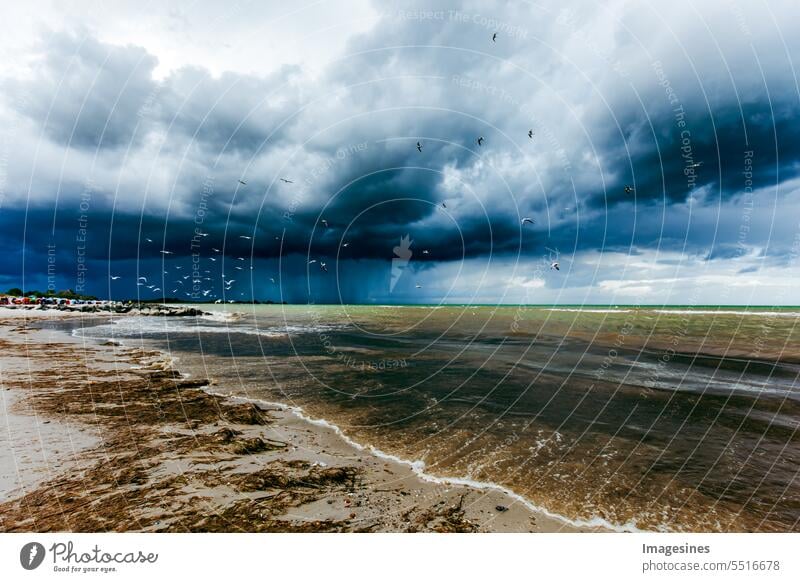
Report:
521,217,535,225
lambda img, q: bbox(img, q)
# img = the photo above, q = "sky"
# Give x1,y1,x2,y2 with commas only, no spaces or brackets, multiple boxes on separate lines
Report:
1,0,799,305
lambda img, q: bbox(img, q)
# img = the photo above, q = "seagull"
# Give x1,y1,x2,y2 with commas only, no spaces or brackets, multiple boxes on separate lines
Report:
477,137,484,146
321,219,329,228
212,248,220,252
152,288,160,292
175,266,183,270
239,235,252,240
422,250,430,255
235,266,243,270
280,178,293,183
172,289,177,293
270,278,275,283
528,129,534,139
224,279,235,286
183,275,190,280
492,32,497,42
110,276,121,280
308,259,317,264
417,141,422,152
688,161,703,168
551,262,560,271
160,250,173,255
342,242,350,247
237,257,245,261
197,232,209,237
176,280,184,285
320,262,328,273
415,283,422,288
146,284,155,289
521,217,535,225
138,277,148,282
145,238,153,243
238,180,247,186
624,185,635,194
209,257,216,262
442,201,447,209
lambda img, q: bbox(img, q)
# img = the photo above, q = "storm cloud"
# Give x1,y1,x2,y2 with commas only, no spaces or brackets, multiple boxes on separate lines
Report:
1,0,799,304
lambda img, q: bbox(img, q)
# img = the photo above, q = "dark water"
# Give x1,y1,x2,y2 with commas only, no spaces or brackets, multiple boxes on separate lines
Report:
68,305,800,531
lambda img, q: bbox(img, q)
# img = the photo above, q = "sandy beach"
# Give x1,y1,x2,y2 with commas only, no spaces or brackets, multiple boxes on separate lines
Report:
0,309,593,533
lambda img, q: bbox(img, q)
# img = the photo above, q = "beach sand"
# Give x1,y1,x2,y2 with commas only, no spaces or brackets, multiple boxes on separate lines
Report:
0,311,597,532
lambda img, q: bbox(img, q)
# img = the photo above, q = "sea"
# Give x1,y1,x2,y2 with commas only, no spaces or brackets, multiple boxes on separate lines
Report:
58,304,800,532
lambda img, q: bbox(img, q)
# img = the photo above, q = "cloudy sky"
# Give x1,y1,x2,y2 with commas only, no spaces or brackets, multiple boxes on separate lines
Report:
1,0,799,304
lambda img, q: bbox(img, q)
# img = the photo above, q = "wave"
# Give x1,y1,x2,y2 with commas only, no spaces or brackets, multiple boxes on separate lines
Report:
73,316,349,340
203,388,642,533
652,309,800,317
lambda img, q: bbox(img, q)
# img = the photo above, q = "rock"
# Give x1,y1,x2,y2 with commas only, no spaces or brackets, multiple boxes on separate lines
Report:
495,505,508,512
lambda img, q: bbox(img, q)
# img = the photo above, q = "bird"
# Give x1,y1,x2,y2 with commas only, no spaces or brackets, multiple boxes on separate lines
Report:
279,178,293,183
422,250,430,255
551,262,560,271
270,277,275,283
308,259,317,264
477,137,484,146
342,242,350,247
688,161,703,168
172,289,177,293
212,248,220,252
160,250,173,255
138,277,148,282
239,235,252,240
492,32,497,42
176,280,184,285
442,201,447,209
175,266,183,270
224,279,235,286
624,185,635,194
237,257,245,261
182,275,190,280
521,217,535,225
197,232,209,237
145,238,153,243
528,129,534,139
110,276,121,280
235,266,243,270
152,287,161,292
321,219,329,228
209,257,216,262
238,180,247,186
417,141,422,152
146,284,155,289
320,262,328,272
416,283,422,288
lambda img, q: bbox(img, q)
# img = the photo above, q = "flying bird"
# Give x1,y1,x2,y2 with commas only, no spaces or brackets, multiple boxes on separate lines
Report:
528,129,534,139
308,259,317,264
442,201,447,209
212,248,220,252
145,238,153,243
239,235,252,240
477,137,484,146
280,178,293,183
551,262,560,271
138,277,147,282
321,219,329,228
624,185,635,194
110,276,121,280
416,141,422,152
160,250,173,255
416,283,422,288
492,32,497,42
238,180,247,186
521,217,535,225
342,242,349,247
688,161,703,168
320,262,328,273
224,279,235,286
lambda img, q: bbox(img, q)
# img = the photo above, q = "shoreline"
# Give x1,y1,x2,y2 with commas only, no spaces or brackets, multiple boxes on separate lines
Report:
0,311,603,532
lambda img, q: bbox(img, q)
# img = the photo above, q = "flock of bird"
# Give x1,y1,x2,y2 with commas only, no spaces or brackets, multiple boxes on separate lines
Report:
107,31,680,298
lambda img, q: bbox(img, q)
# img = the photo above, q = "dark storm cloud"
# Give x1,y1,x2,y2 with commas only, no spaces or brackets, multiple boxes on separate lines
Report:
1,0,799,301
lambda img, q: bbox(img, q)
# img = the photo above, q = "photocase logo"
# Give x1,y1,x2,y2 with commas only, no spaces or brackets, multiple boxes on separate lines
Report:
390,234,413,292
20,542,46,570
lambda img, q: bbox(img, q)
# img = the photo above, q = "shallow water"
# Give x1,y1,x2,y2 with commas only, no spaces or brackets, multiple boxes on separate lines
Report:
66,305,800,531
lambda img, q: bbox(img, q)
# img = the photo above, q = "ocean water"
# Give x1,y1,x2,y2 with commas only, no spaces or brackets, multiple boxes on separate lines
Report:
68,305,800,532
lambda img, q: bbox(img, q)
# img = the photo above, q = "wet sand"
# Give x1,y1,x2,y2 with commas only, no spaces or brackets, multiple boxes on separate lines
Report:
0,311,596,532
